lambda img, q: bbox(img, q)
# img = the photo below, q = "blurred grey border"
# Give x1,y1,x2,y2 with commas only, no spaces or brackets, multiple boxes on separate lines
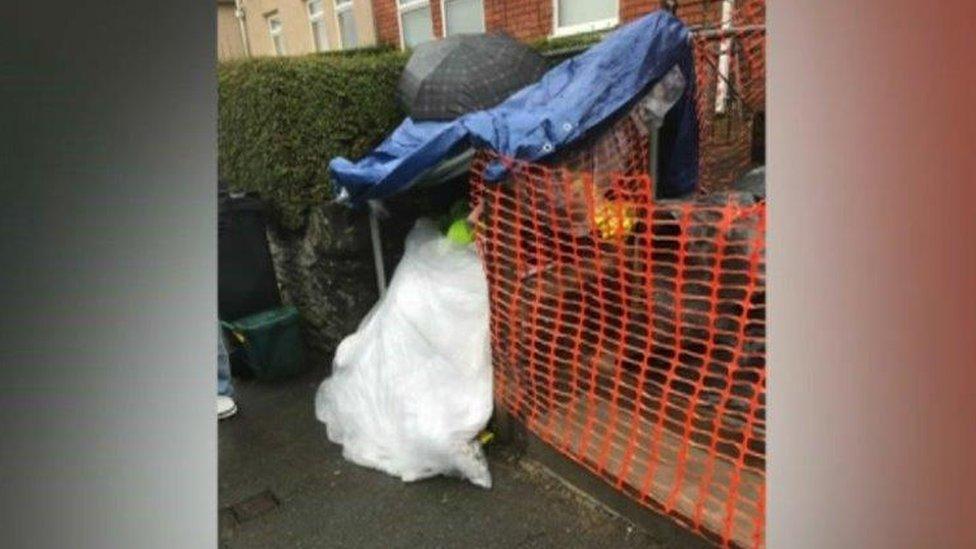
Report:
1,1,216,547
2,1,975,548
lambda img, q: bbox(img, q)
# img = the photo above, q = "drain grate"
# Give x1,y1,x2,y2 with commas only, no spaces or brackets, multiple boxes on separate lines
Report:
229,489,280,523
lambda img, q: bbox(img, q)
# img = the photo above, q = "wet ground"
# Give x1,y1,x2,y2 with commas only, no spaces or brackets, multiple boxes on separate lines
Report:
218,364,695,548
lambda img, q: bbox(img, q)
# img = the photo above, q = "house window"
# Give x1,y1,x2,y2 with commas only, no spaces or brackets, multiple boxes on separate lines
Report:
335,0,359,48
442,0,485,36
552,0,618,37
267,13,287,55
307,1,329,52
397,0,434,49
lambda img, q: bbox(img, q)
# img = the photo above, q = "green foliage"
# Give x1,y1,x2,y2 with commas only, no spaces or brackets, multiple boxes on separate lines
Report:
529,31,605,56
218,50,408,228
313,44,399,58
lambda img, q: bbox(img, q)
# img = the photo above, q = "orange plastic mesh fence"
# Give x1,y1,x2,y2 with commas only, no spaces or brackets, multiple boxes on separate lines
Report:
468,7,766,546
471,152,766,548
692,0,766,192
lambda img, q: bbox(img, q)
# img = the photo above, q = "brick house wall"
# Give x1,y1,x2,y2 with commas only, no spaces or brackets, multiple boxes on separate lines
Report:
483,1,552,41
372,0,400,45
620,0,657,23
669,0,725,26
430,0,445,37
374,0,548,46
371,1,734,49
217,0,379,58
374,0,554,45
218,1,247,60
623,0,725,26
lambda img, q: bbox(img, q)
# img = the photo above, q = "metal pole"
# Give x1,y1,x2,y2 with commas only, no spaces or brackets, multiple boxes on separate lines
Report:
715,0,736,114
234,0,252,58
368,203,387,298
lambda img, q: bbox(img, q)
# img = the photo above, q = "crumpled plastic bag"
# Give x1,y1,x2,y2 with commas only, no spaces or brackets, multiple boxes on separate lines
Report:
315,219,493,488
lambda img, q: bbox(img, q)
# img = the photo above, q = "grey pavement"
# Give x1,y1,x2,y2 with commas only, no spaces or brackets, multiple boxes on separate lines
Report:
219,363,696,549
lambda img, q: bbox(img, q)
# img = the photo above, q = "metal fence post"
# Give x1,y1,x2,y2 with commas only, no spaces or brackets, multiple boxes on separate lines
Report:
367,201,387,298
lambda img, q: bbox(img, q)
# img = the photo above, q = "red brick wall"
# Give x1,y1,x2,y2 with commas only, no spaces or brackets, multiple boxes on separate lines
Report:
372,0,400,46
431,0,445,37
620,0,658,23
372,1,734,48
372,0,557,48
622,1,728,26
484,0,552,41
673,0,725,26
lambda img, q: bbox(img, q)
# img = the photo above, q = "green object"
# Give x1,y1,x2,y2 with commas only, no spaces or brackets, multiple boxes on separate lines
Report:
446,218,474,245
437,200,472,236
218,49,409,229
477,430,495,446
530,30,604,56
221,306,306,381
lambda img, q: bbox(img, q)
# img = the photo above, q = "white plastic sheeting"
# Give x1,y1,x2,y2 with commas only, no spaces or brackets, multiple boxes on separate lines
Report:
315,219,493,488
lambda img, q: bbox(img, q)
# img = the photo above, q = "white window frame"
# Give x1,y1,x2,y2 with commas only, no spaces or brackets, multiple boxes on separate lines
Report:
550,0,619,38
334,0,357,49
440,0,486,36
306,0,331,52
266,12,286,56
397,0,433,50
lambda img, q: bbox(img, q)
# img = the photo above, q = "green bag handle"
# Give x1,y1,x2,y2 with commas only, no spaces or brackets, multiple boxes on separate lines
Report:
220,306,299,346
219,320,248,345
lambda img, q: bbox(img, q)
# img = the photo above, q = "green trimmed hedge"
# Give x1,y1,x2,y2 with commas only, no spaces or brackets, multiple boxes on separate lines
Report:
218,50,408,228
530,31,605,55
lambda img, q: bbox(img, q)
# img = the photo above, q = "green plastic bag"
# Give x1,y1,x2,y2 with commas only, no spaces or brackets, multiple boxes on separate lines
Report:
446,218,474,245
438,200,474,245
221,305,305,381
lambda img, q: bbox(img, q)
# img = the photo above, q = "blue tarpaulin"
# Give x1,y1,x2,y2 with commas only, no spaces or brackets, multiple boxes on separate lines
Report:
330,11,698,207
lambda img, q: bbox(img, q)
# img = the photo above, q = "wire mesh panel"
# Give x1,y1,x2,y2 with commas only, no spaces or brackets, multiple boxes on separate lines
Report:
469,5,766,546
471,153,766,547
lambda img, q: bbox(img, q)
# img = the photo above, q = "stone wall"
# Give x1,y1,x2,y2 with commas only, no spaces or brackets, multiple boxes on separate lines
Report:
265,178,469,368
266,205,380,367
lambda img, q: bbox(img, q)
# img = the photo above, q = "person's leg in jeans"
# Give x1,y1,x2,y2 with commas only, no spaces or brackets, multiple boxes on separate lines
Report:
218,325,237,419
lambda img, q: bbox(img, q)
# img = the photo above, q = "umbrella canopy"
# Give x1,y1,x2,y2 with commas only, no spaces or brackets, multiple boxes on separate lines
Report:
398,33,547,121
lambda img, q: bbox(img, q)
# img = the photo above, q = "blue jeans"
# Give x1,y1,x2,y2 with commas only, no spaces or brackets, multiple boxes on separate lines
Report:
218,326,234,397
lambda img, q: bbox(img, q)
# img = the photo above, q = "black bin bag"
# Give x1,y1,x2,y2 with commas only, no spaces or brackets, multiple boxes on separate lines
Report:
218,183,281,324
